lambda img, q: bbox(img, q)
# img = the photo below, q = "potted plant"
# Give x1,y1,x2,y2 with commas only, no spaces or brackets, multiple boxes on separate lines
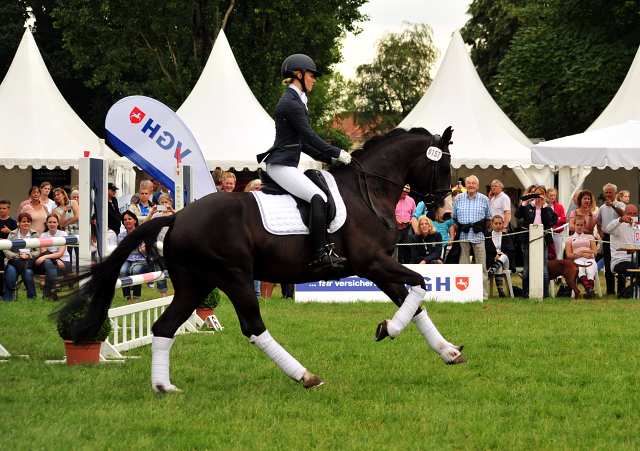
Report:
196,288,221,321
57,307,112,365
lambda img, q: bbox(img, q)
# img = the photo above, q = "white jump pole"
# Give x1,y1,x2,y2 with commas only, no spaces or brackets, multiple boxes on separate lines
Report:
529,224,544,300
175,148,184,211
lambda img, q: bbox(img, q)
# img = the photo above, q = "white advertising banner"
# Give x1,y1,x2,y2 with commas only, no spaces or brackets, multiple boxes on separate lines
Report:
295,264,483,303
105,96,215,200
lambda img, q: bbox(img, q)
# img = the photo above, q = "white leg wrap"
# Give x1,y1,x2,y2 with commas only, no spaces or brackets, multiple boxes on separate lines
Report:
250,330,306,381
411,308,461,363
387,285,426,338
151,336,178,392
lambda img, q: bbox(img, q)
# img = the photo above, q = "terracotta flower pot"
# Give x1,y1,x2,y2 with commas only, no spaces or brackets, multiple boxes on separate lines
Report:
196,308,215,322
63,340,102,365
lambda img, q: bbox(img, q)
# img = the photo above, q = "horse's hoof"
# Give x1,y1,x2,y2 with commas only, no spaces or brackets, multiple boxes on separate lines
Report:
302,370,324,389
154,383,183,393
375,320,395,342
447,355,467,365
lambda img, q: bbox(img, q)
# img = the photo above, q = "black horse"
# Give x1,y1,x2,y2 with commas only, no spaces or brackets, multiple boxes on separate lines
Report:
59,126,465,392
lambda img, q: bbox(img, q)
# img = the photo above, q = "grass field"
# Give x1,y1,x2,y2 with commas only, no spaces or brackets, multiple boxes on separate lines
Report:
1,281,639,450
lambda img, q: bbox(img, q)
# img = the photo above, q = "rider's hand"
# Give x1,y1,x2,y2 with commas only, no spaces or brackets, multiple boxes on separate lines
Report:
333,150,352,166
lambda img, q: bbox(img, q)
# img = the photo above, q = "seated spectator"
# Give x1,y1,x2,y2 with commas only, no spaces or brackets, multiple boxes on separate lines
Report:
130,182,155,223
223,172,237,192
144,194,175,297
485,215,516,297
608,204,638,297
565,215,598,297
616,190,630,204
0,200,18,295
37,214,71,299
21,186,48,233
410,215,443,264
3,213,40,301
118,211,148,303
569,189,597,235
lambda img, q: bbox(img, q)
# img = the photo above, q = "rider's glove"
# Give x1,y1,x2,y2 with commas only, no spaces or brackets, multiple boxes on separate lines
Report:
332,150,352,166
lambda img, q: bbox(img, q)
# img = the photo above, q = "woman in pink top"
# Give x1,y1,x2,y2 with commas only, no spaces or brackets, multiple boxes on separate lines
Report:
565,215,598,298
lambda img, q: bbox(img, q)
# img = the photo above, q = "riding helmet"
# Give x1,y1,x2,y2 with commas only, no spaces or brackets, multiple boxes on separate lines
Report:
281,54,322,79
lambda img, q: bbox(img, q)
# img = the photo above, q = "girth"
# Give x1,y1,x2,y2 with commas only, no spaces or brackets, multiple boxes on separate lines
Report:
258,169,337,228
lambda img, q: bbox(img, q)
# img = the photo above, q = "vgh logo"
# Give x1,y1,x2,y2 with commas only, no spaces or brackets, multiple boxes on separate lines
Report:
130,107,145,124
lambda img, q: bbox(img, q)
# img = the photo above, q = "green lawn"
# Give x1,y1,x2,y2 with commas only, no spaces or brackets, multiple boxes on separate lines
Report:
1,281,639,450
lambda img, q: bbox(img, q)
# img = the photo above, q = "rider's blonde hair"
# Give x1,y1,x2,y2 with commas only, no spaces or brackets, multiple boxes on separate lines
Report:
283,71,302,85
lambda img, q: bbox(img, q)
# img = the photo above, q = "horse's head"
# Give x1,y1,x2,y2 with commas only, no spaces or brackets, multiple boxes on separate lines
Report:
406,126,453,220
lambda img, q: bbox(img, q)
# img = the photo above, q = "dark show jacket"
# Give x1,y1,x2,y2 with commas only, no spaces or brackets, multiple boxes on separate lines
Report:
514,203,558,245
484,231,516,272
256,87,341,167
410,232,443,264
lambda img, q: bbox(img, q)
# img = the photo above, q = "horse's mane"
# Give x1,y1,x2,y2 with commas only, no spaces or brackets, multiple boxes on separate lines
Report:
350,127,432,160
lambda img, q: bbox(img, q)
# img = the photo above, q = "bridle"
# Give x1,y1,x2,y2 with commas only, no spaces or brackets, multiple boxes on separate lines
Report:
348,134,451,229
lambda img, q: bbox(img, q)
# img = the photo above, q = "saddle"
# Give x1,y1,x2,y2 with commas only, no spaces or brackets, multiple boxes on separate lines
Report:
259,169,337,228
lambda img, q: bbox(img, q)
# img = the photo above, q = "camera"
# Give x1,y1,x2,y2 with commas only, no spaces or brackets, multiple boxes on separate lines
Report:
157,205,167,211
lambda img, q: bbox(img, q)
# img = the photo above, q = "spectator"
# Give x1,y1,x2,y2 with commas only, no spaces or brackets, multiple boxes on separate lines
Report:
565,214,598,298
281,284,295,300
211,169,224,192
546,188,567,258
37,214,71,299
223,172,237,192
0,199,18,296
118,210,148,303
616,190,630,204
453,175,493,300
410,215,443,264
144,193,175,298
569,190,597,235
485,215,516,298
596,183,625,296
152,184,175,208
244,179,262,192
90,215,118,263
488,179,511,231
151,178,160,193
244,179,263,296
3,213,40,301
21,186,48,233
394,184,416,264
107,183,122,234
608,204,638,297
52,188,79,237
70,189,80,204
515,185,558,299
410,199,428,234
130,182,155,223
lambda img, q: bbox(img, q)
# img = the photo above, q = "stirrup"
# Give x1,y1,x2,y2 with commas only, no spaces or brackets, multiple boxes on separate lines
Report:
311,245,346,271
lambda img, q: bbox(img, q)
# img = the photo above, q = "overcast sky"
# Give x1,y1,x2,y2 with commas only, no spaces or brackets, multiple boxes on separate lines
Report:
336,0,472,79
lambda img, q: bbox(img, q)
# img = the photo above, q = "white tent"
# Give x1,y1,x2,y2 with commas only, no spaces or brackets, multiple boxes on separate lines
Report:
177,30,320,172
399,30,552,189
0,28,123,169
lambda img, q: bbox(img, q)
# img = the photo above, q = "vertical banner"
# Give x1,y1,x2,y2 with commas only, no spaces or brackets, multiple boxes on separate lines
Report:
105,96,215,200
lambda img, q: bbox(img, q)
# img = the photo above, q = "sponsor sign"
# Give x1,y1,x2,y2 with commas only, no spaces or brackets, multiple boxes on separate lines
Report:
295,264,483,303
105,96,215,200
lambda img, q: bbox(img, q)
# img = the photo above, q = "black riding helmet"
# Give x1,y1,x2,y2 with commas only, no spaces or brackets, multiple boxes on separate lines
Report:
281,54,322,92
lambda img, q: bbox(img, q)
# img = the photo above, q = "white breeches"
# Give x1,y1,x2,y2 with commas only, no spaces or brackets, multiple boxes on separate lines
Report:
574,257,597,279
495,253,509,275
266,163,327,203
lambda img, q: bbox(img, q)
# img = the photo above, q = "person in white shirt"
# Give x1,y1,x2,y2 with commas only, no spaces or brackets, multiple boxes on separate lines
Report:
36,214,71,298
488,179,511,232
608,204,638,297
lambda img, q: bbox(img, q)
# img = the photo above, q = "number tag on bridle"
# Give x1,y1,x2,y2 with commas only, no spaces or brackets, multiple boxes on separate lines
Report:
426,146,442,161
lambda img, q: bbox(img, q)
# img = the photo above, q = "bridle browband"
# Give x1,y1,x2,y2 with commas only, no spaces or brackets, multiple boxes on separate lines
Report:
347,134,451,229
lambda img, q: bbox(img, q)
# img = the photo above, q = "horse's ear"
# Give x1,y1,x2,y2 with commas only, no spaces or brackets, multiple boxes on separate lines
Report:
441,126,454,146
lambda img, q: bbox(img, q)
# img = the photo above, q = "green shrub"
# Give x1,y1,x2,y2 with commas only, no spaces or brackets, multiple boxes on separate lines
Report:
56,307,112,342
198,288,221,309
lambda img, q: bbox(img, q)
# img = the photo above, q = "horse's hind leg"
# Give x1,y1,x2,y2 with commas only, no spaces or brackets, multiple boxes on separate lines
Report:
376,281,466,365
223,281,324,389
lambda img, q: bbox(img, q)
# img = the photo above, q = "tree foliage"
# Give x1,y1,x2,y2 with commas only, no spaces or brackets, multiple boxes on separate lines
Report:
350,22,439,136
0,1,29,81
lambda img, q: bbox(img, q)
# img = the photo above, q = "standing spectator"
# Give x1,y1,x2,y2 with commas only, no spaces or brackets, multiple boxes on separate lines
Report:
144,194,175,297
569,190,597,235
546,188,567,258
118,211,148,303
565,215,599,298
596,183,625,295
211,169,224,192
52,188,79,271
488,179,511,231
37,214,71,299
151,178,160,194
515,186,558,299
394,184,416,264
0,199,18,296
107,183,122,233
453,175,493,300
244,179,264,296
39,182,56,214
608,204,638,297
223,172,237,192
130,182,155,223
152,184,175,208
21,186,48,233
410,216,443,264
433,208,455,261
485,215,516,297
281,284,295,300
3,213,40,301
616,190,630,204
244,179,262,192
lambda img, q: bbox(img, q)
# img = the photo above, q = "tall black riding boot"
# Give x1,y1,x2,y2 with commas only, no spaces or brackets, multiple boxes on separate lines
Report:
309,194,346,271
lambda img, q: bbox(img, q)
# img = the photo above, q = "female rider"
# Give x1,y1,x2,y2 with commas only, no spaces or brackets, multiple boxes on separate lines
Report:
256,54,352,271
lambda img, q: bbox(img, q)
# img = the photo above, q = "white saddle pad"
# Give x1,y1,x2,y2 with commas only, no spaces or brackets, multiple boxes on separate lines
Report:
251,170,347,235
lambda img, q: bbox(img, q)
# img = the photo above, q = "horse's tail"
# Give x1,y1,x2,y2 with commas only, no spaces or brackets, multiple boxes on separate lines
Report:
53,215,177,344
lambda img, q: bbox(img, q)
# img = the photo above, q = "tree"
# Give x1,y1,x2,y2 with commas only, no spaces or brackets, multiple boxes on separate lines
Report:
0,1,29,82
350,22,439,136
308,71,353,150
494,0,640,139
